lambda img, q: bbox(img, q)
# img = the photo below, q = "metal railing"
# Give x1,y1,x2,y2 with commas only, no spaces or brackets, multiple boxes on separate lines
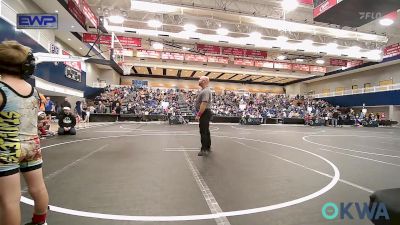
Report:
311,83,400,98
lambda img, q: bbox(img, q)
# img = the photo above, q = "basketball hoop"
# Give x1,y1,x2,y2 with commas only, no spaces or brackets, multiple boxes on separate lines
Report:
121,63,133,75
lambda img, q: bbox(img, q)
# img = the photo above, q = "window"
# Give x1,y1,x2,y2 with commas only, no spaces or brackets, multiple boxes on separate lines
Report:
322,88,330,96
335,87,345,95
364,83,372,92
352,85,358,90
379,80,393,86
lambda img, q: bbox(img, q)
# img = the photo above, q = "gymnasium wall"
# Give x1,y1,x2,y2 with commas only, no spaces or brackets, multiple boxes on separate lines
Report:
85,63,102,86
99,70,121,86
305,62,400,94
120,76,284,93
285,82,307,96
320,90,400,106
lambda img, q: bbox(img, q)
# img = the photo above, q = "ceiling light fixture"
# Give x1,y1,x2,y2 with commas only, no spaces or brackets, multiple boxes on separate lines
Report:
152,42,164,50
249,31,262,39
130,1,178,13
277,36,288,42
379,18,394,26
296,58,304,62
316,59,325,64
281,0,299,12
379,11,397,26
277,55,286,60
350,46,361,51
183,24,197,32
371,49,383,55
216,28,229,35
108,15,125,24
327,42,338,48
148,19,163,28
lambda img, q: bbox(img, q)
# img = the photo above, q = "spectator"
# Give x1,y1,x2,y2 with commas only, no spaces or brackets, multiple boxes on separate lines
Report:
115,102,121,115
38,112,54,138
39,93,47,112
332,110,339,127
58,107,77,135
61,97,71,109
44,96,54,120
75,101,82,118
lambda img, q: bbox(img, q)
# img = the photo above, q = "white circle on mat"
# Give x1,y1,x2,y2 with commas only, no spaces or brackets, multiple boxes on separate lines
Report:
21,133,340,221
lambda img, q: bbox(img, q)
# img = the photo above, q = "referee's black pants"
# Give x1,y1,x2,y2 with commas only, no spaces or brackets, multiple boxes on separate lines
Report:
199,109,212,150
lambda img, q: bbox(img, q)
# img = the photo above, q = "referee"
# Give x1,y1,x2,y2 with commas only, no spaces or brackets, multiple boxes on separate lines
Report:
195,76,212,156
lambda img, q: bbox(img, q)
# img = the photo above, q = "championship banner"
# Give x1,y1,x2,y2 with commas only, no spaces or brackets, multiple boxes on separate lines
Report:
222,47,245,56
274,62,292,70
62,50,81,71
196,44,221,54
310,65,327,73
292,64,310,72
346,60,363,68
62,50,82,82
68,0,86,27
254,60,274,68
161,52,184,60
184,54,208,62
245,49,267,58
234,58,254,66
330,58,348,66
136,50,161,59
207,56,229,64
313,0,338,18
384,43,400,58
82,33,142,47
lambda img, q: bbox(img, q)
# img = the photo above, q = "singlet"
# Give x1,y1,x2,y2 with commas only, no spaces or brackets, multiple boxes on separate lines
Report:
0,81,40,163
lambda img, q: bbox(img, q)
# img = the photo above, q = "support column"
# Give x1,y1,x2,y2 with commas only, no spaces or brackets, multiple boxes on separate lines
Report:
388,105,400,123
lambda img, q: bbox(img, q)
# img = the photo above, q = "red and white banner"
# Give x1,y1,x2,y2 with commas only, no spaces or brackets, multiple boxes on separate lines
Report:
330,58,348,66
254,60,274,68
161,52,184,60
222,47,245,56
313,0,338,18
310,65,327,73
81,0,98,28
67,0,98,28
234,58,254,66
114,49,134,57
207,56,229,64
185,54,208,62
136,50,161,59
62,50,81,71
292,64,310,72
274,62,292,70
82,33,141,47
346,60,363,68
245,49,267,58
298,0,313,5
68,0,86,26
384,43,400,58
196,44,221,54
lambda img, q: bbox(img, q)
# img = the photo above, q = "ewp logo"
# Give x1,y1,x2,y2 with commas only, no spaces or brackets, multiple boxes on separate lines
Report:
17,14,58,29
322,202,390,220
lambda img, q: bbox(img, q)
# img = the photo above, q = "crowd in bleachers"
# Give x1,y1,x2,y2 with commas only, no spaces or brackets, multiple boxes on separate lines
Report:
92,86,340,120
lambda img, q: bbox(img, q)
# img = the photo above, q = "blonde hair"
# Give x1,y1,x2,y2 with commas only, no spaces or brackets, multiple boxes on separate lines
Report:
0,40,31,65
